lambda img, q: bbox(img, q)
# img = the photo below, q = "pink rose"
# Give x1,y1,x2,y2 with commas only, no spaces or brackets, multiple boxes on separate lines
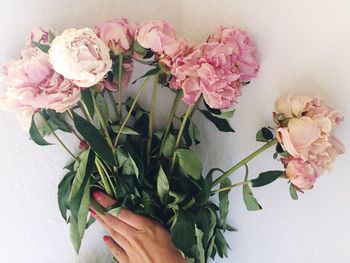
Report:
286,159,322,190
96,18,136,55
275,94,345,170
170,42,242,109
103,59,134,91
0,47,80,130
208,26,259,82
49,28,112,88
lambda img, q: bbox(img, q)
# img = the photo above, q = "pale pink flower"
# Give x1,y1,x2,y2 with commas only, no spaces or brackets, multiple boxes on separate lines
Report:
135,20,191,71
95,18,136,55
0,47,80,130
286,159,322,190
136,20,177,55
275,94,345,171
49,28,112,88
170,42,242,108
208,26,259,82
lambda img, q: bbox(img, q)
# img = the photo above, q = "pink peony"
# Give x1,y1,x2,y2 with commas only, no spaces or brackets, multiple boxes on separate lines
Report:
0,47,80,130
135,20,191,71
170,42,242,108
285,159,322,190
136,20,177,55
95,18,136,55
49,28,112,88
275,94,345,171
208,26,259,82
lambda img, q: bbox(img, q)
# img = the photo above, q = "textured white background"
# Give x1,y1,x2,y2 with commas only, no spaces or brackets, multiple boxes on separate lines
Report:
0,0,349,262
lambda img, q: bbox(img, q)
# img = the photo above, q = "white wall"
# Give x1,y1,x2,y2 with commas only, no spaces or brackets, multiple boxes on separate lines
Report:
0,0,349,262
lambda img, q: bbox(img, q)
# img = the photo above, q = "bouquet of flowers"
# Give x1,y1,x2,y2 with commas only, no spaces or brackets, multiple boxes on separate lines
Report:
0,18,345,263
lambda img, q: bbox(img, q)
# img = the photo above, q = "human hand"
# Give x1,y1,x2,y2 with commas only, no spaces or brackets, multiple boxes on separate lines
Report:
89,192,187,263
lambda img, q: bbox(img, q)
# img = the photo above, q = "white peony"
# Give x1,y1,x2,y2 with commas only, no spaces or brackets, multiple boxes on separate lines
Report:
49,28,112,87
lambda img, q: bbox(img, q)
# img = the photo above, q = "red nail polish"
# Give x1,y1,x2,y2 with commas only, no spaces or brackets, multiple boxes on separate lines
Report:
89,209,97,217
92,192,102,200
103,235,109,242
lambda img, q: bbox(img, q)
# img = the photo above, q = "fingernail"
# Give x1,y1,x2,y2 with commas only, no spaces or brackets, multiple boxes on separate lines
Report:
92,192,102,200
89,209,97,217
103,235,110,242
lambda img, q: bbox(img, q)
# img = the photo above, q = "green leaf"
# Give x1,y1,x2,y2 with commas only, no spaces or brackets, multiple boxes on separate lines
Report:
251,170,283,187
69,149,91,201
196,168,223,205
133,40,149,54
243,184,262,211
212,109,235,119
70,216,82,253
219,178,231,228
111,125,140,135
96,93,109,125
161,133,176,158
90,198,106,214
80,89,94,118
256,127,273,142
73,112,116,166
132,67,160,84
199,109,235,133
157,166,169,205
195,226,206,263
171,210,195,254
195,208,216,248
214,229,229,258
33,41,50,53
289,184,299,200
29,115,51,146
44,110,72,132
77,178,90,237
57,171,75,222
175,149,203,180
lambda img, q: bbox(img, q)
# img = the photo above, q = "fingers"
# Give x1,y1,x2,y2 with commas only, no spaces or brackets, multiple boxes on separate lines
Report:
90,209,131,250
103,236,129,263
92,191,152,230
117,208,154,230
92,192,117,208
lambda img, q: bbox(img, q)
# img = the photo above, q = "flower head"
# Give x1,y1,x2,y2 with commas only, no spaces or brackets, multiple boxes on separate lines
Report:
49,28,112,88
96,18,136,55
208,26,259,82
170,42,242,108
274,94,345,189
1,46,80,130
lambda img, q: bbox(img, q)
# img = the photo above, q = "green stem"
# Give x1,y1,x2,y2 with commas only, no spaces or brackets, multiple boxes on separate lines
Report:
211,180,251,194
117,55,124,119
169,104,196,175
96,157,116,198
39,112,79,161
159,90,182,157
95,157,114,197
66,109,83,141
92,92,114,150
147,74,159,166
78,101,92,122
107,91,119,121
212,138,278,187
114,76,151,147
